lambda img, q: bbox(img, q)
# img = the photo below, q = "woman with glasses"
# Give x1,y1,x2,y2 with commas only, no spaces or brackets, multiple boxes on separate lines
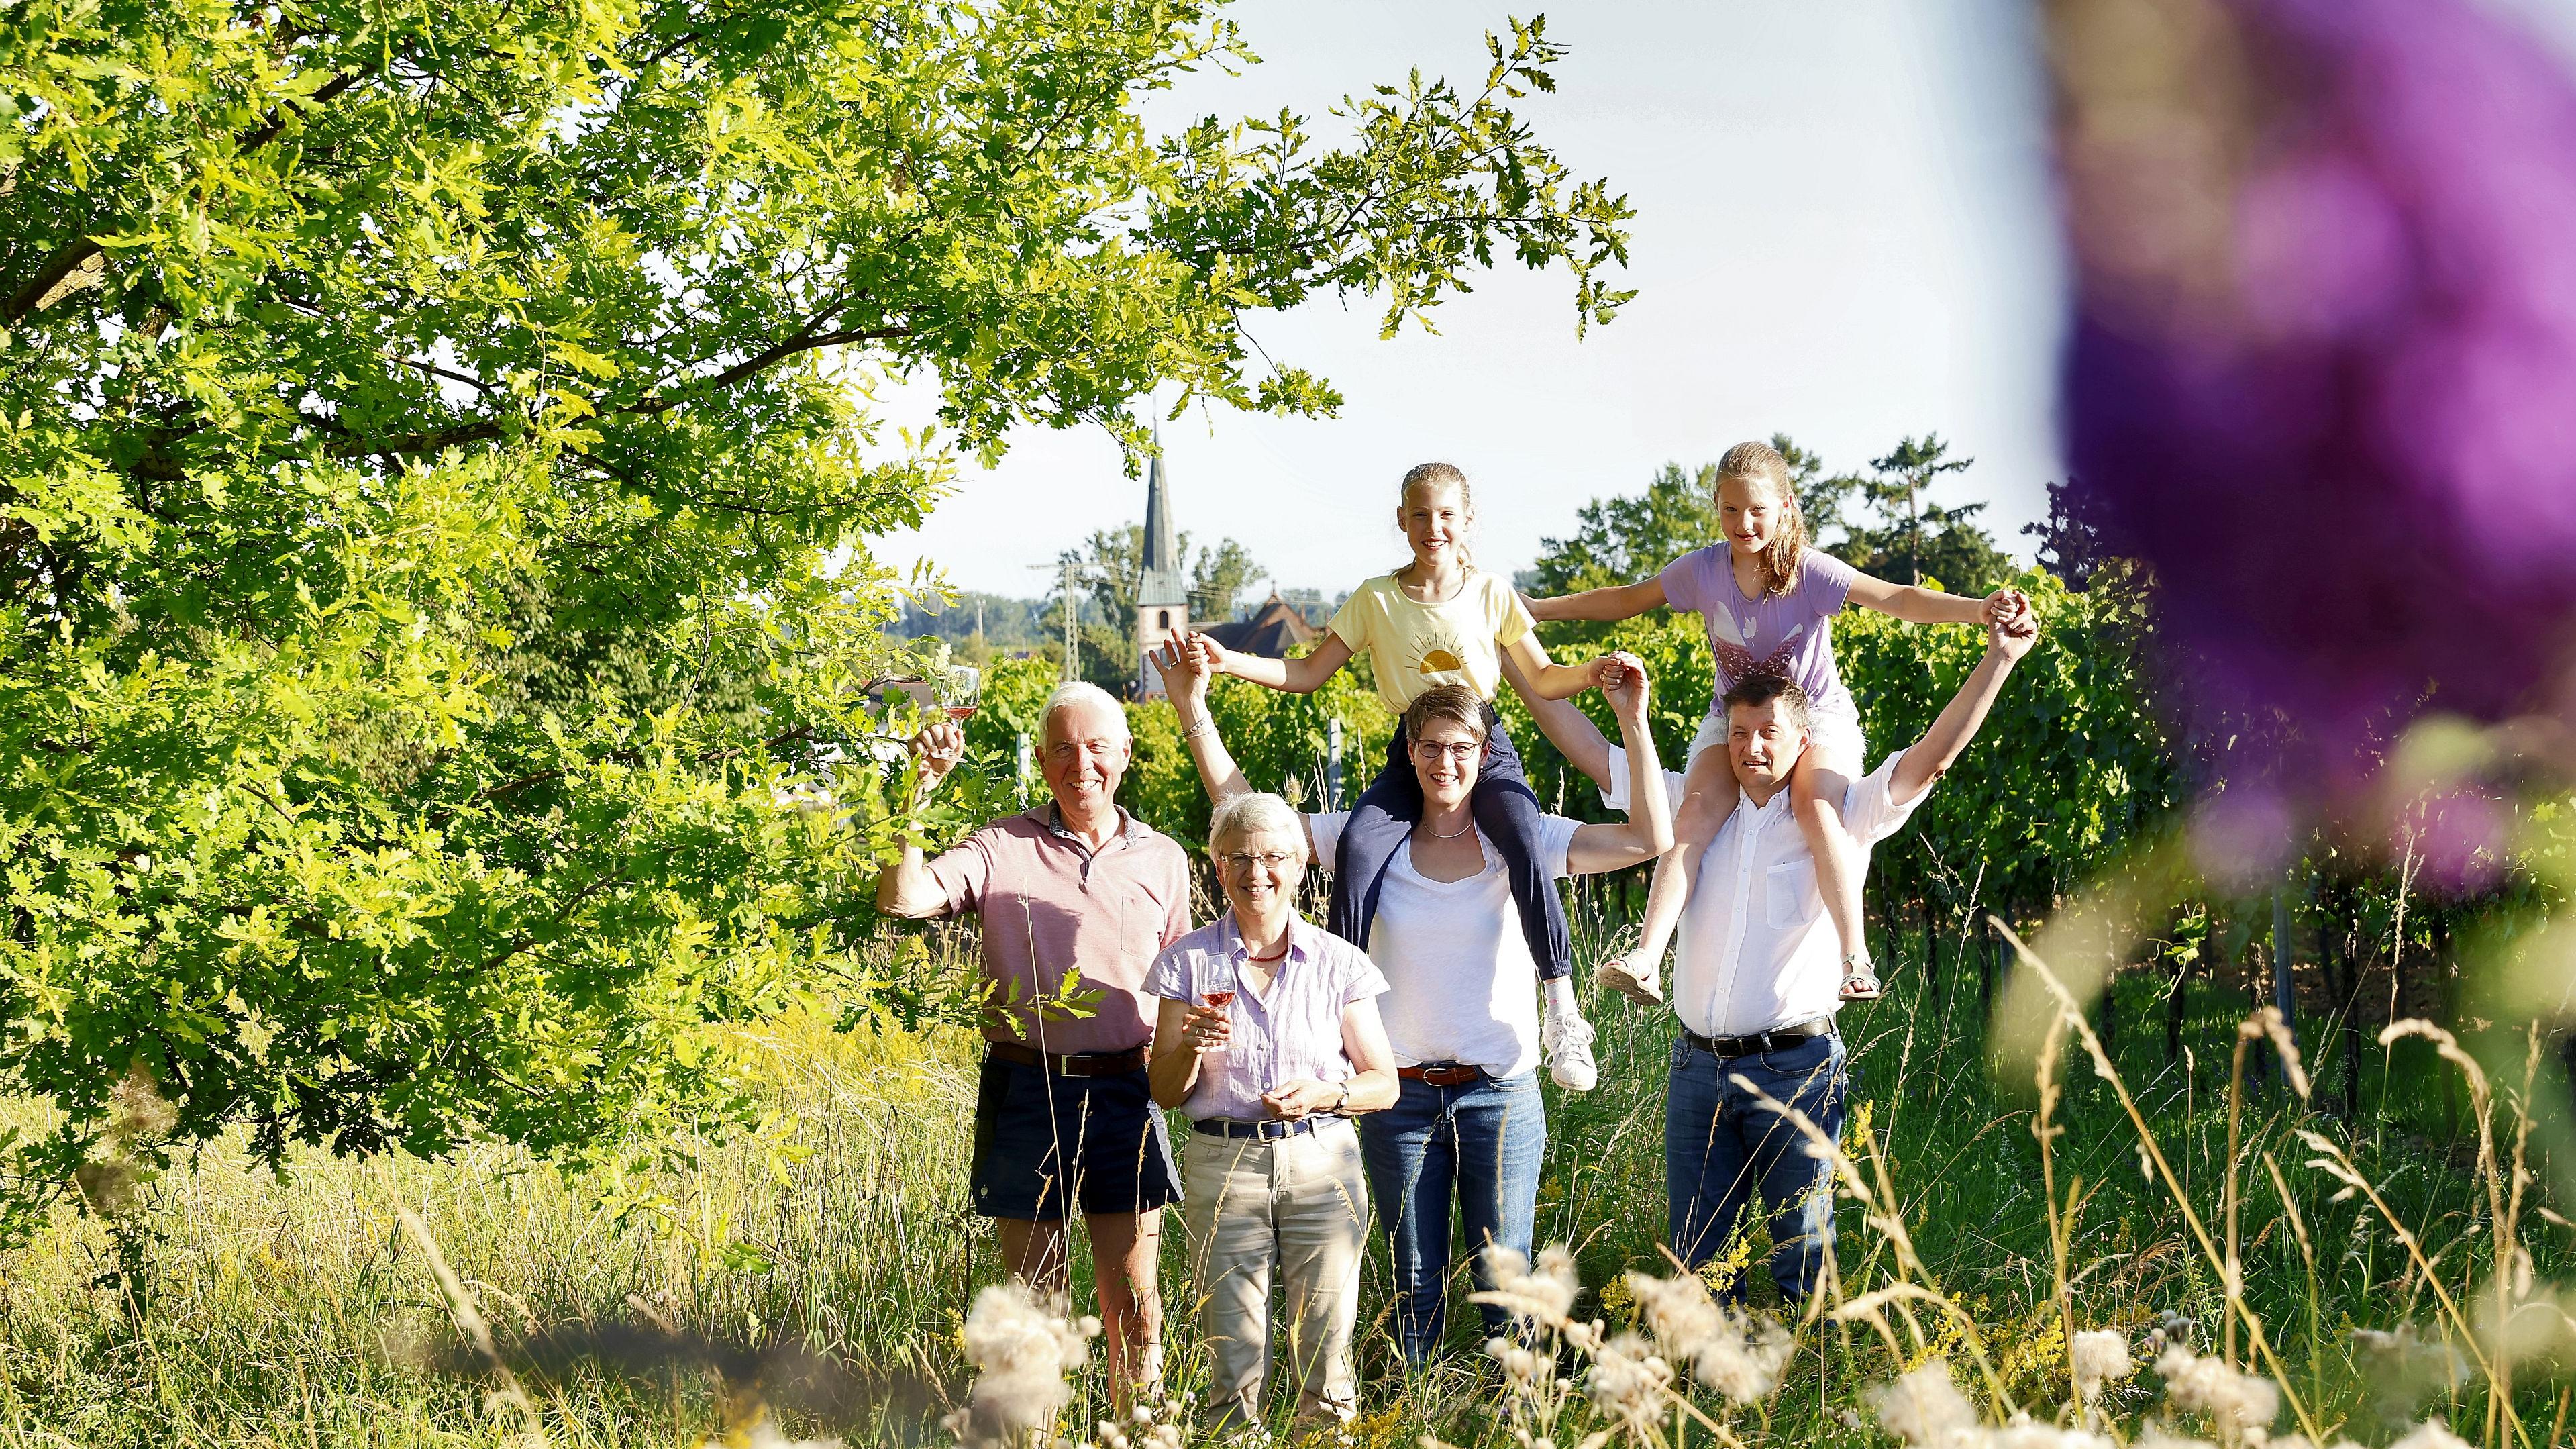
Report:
1151,640,1672,1368
1147,791,1399,1425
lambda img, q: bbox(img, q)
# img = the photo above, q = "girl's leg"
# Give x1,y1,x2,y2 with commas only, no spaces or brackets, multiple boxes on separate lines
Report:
1466,724,1595,1088
1788,745,1871,993
1600,743,1740,1007
1462,723,1571,982
1325,730,1423,948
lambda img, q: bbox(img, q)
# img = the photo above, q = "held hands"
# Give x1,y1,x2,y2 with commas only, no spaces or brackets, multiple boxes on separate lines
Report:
910,719,966,797
1592,651,1651,725
1980,589,2032,628
1261,1078,1343,1121
1149,636,1215,705
1181,1003,1231,1055
1990,609,2040,661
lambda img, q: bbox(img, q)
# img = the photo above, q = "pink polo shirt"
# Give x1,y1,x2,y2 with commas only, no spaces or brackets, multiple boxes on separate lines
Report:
924,805,1194,1055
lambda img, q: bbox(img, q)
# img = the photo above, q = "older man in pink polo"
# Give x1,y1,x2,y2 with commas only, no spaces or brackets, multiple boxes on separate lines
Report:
878,681,1192,1400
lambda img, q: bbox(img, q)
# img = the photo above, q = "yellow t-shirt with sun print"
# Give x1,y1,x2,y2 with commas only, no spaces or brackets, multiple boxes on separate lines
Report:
1325,570,1535,711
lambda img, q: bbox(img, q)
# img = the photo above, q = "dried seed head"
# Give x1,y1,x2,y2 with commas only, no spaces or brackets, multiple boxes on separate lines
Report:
107,1060,178,1145
1868,1359,1978,1447
943,1284,1100,1448
1621,1272,1788,1404
2071,1330,2135,1401
1482,1243,1580,1327
2155,1346,2281,1437
1582,1332,1673,1434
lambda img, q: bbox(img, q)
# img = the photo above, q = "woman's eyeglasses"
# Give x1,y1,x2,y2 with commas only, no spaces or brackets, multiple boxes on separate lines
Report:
1221,851,1300,872
1408,739,1482,764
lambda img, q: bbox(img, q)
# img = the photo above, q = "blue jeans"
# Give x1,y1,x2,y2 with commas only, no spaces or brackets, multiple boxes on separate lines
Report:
1665,1031,1846,1302
1357,1071,1547,1365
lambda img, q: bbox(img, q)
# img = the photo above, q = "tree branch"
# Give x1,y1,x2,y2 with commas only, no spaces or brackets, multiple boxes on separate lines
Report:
1,69,368,327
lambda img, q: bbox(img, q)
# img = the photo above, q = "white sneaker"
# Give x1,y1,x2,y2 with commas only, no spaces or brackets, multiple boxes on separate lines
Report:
1543,1010,1598,1093
1592,948,1665,1009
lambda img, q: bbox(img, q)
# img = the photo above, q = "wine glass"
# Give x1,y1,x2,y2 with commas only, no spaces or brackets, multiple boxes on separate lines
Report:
941,664,983,722
1200,956,1239,1011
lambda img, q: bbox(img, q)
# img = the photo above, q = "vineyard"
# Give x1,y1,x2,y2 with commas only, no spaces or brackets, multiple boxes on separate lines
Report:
8,1,2576,1446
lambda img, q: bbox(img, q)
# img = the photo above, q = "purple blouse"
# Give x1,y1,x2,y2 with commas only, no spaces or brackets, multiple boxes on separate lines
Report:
1145,913,1389,1123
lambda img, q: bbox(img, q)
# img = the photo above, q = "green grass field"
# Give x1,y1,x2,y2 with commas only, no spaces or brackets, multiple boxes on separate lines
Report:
0,899,2555,1448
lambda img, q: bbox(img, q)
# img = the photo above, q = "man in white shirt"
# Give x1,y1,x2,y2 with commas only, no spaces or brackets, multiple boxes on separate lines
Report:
1528,613,2037,1301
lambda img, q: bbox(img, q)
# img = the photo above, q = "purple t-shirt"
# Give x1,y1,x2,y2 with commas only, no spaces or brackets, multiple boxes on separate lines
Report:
1659,546,1859,716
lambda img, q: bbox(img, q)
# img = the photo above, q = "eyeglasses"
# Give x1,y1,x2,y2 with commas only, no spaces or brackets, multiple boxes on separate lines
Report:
1221,851,1300,872
1408,739,1482,764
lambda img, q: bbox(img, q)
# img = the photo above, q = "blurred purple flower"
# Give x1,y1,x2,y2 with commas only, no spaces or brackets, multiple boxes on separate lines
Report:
2053,0,2576,797
2409,789,2509,895
2189,783,2298,890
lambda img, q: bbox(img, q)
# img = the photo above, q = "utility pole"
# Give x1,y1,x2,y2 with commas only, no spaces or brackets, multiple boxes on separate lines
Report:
1060,557,1080,683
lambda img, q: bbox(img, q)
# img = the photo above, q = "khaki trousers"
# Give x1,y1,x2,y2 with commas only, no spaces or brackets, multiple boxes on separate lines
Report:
1182,1117,1370,1422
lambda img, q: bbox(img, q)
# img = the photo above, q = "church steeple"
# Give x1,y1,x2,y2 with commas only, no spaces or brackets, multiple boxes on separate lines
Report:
1133,432,1189,698
1141,438,1180,591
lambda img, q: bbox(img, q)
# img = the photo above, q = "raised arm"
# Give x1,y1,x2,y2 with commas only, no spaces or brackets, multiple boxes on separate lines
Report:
874,720,965,919
1153,640,1253,802
1845,572,2030,629
1200,630,1353,694
1564,653,1676,873
1502,651,1618,795
1889,615,2038,805
1524,577,1667,625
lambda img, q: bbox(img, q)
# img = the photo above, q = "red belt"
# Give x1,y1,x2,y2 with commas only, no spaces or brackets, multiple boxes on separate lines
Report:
987,1042,1149,1077
1398,1062,1486,1087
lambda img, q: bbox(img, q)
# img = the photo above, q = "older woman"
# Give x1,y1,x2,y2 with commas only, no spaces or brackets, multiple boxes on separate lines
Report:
1155,640,1671,1367
1147,791,1400,1425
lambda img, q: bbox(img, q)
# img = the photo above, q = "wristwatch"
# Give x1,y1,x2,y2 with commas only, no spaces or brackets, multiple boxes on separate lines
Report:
1329,1082,1350,1115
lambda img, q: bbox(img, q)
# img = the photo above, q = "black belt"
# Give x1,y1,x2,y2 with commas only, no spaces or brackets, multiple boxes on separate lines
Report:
1680,1019,1832,1059
1397,1062,1486,1087
986,1042,1148,1077
1194,1116,1334,1141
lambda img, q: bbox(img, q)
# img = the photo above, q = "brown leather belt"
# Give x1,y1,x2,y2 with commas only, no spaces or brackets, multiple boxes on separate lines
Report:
1680,1019,1832,1060
1398,1062,1486,1088
986,1042,1149,1077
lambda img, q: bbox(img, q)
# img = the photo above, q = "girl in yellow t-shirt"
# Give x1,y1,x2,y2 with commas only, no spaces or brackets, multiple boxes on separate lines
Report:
1188,462,1622,1091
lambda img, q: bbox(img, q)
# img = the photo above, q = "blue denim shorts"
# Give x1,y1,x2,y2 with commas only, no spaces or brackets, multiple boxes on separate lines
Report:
970,1052,1182,1221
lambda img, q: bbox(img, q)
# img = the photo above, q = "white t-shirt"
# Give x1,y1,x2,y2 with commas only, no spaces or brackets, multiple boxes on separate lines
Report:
1308,811,1582,1079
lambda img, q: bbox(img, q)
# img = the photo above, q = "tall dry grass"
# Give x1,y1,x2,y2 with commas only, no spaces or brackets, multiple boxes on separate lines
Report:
0,885,2563,1447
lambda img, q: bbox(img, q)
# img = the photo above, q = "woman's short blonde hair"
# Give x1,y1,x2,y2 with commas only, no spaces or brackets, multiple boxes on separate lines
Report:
1210,791,1306,856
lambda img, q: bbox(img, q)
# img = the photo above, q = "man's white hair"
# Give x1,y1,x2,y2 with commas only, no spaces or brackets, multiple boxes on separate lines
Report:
1039,681,1130,741
1209,791,1306,855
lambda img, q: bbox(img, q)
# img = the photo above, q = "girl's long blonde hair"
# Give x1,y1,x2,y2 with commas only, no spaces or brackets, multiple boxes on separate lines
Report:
1395,461,1476,572
1716,440,1808,595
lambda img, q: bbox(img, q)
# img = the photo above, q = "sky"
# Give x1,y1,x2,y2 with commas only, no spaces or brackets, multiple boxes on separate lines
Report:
867,0,2076,605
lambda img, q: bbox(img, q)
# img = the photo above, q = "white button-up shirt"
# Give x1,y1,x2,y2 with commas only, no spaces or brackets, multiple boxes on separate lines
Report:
1602,746,1928,1038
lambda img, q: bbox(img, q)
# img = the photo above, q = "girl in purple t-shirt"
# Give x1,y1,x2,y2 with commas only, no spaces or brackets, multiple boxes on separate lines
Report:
1528,440,2026,1005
